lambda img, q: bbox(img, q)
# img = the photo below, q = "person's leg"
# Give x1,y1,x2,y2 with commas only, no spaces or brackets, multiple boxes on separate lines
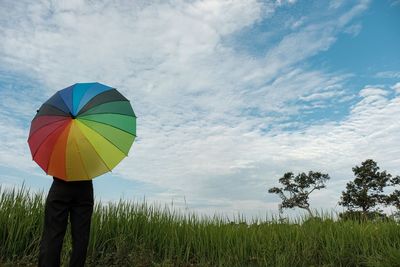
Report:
69,183,94,267
38,182,70,267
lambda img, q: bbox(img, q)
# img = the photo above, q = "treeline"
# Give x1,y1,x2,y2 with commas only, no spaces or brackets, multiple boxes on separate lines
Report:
268,159,400,220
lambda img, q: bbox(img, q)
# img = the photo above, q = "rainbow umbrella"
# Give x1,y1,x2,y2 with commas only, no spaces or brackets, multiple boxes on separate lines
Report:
28,82,136,181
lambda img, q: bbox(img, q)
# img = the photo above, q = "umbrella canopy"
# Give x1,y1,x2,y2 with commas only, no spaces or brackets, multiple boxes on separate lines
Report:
28,82,136,181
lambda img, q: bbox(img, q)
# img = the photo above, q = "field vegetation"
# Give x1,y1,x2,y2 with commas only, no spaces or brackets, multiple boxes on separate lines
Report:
1,186,400,267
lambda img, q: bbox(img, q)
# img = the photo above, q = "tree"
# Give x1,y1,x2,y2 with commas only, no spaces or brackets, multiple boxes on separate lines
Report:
339,159,392,217
389,191,400,222
387,175,400,218
388,190,400,210
268,171,330,217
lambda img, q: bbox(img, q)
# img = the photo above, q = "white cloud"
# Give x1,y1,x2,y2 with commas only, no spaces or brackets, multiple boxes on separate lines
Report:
329,0,345,9
390,0,400,6
344,23,362,37
392,82,400,93
376,71,400,79
0,113,38,173
337,0,370,27
290,16,306,30
358,87,389,97
0,76,44,173
186,0,265,35
275,0,297,6
300,89,344,102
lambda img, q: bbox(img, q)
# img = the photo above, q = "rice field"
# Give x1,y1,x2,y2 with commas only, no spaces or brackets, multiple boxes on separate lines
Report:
1,186,400,267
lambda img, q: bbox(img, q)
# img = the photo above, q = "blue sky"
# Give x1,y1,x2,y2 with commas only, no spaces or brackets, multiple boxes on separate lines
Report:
0,0,399,219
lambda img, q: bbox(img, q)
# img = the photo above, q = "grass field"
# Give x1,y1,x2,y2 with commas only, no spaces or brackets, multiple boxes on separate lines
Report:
1,186,400,267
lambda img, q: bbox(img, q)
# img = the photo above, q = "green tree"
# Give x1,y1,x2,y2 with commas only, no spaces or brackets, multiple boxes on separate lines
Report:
268,171,330,217
339,159,392,217
387,176,400,219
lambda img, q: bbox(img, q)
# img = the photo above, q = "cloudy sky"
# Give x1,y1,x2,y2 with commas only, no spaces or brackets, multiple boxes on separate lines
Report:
0,0,399,219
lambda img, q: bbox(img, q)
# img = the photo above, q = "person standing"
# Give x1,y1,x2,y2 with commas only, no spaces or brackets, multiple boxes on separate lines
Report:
38,176,94,267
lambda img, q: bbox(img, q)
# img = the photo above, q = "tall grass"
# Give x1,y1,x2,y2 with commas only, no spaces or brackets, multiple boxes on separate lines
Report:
0,186,400,266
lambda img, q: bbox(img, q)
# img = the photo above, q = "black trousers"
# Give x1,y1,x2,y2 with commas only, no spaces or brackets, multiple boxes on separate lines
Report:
39,177,94,267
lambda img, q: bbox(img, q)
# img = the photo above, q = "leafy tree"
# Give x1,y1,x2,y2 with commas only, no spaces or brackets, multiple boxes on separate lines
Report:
388,190,400,209
387,176,400,219
268,171,330,217
339,159,392,217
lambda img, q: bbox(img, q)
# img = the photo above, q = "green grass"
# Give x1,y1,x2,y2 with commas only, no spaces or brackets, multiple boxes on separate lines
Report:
0,186,400,267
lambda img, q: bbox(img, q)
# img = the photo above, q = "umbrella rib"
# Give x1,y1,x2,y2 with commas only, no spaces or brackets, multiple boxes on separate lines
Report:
41,103,70,116
31,122,68,159
71,84,75,115
30,117,70,136
77,89,128,116
80,129,113,173
45,123,70,175
80,112,137,118
78,117,136,137
78,99,134,115
71,133,90,180
78,120,131,157
56,91,73,115
80,111,136,118
79,113,137,119
75,83,111,113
